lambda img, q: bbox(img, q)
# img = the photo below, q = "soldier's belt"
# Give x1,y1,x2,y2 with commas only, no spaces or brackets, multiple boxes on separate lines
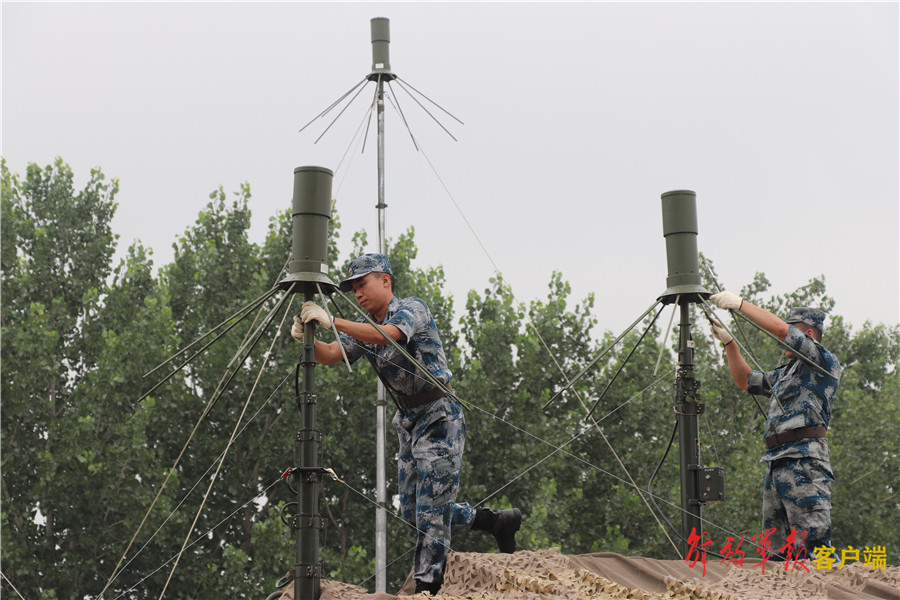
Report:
397,385,452,410
764,425,827,449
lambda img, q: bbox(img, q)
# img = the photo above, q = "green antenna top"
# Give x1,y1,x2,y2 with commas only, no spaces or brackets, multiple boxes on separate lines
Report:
279,166,338,293
658,190,711,303
369,17,396,80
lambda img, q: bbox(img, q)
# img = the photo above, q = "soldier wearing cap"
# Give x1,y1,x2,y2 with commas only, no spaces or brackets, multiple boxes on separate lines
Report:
292,253,521,595
709,291,841,560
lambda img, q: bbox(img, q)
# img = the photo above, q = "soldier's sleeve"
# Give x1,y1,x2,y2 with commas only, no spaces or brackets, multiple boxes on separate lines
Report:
385,298,427,341
783,326,842,379
748,369,778,396
339,326,365,364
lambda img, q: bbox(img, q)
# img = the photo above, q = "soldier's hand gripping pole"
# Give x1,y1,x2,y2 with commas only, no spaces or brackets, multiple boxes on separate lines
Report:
697,299,786,415
700,295,835,381
315,283,353,373
699,266,772,419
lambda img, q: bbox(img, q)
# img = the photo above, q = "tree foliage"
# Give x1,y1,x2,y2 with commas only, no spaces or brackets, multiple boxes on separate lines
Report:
2,159,897,599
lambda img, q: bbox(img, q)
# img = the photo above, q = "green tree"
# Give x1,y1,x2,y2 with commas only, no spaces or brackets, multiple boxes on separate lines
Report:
0,159,183,597
4,160,898,600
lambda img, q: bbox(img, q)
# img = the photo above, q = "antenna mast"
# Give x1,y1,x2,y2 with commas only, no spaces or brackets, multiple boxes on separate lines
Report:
657,190,724,554
296,18,460,589
279,166,339,600
368,17,396,592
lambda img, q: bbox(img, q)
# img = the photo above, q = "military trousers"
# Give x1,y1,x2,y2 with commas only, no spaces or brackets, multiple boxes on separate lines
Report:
762,456,835,559
393,396,477,585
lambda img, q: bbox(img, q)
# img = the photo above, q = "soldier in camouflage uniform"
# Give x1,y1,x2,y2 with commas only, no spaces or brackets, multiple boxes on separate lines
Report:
709,291,841,560
294,253,521,595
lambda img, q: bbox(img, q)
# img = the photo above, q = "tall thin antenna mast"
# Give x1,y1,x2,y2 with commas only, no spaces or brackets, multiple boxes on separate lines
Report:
368,16,396,592
297,18,460,591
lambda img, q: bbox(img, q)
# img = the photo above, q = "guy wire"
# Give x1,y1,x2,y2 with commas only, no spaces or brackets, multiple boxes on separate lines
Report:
100,257,293,599
334,90,377,196
326,287,683,556
413,133,670,478
314,305,682,559
100,369,294,597
110,477,284,600
459,369,682,558
0,571,26,600
156,289,297,600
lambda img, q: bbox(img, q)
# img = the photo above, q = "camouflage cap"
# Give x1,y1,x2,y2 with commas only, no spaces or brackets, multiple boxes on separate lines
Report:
339,253,393,292
785,307,826,334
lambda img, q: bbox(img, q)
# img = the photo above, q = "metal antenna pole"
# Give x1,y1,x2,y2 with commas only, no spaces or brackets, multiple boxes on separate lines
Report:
674,297,702,551
294,288,323,600
297,19,457,589
368,17,395,592
278,166,338,600
657,190,724,554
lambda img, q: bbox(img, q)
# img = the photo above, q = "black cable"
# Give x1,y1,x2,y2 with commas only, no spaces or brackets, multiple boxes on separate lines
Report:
647,420,727,560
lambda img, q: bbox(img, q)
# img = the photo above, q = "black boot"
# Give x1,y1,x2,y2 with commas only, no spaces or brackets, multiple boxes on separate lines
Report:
472,507,522,553
414,578,442,595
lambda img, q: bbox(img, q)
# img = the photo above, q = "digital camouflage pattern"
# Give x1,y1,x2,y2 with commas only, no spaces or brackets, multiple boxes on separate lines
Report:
394,397,475,585
340,296,452,398
338,252,393,291
339,295,466,586
748,323,842,556
784,306,826,333
748,325,842,463
763,456,835,555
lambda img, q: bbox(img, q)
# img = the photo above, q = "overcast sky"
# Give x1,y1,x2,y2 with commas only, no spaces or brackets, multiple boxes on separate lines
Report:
3,2,898,337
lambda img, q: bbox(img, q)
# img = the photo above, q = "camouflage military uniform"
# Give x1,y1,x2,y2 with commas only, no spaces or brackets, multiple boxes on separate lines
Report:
748,324,842,557
341,296,476,587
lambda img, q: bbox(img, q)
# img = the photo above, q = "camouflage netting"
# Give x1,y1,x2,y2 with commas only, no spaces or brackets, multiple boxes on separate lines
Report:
276,548,900,600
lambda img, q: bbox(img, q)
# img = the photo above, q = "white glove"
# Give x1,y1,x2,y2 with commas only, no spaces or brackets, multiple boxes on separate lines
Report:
291,315,304,342
710,320,734,346
300,301,332,329
710,291,743,311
